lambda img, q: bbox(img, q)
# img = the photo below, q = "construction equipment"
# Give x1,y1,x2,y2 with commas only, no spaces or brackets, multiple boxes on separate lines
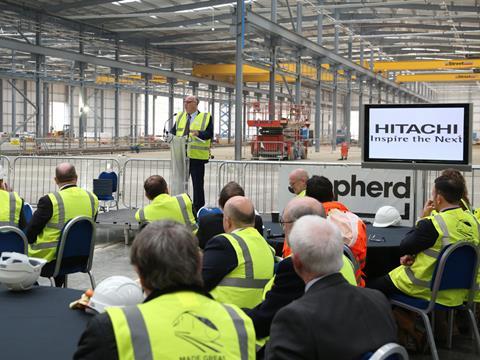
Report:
247,102,310,160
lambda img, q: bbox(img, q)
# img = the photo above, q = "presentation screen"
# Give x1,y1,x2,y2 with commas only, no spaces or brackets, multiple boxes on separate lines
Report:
362,103,472,170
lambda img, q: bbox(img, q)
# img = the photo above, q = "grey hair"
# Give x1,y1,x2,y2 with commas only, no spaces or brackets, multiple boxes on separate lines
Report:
131,221,202,291
289,201,326,221
289,215,343,275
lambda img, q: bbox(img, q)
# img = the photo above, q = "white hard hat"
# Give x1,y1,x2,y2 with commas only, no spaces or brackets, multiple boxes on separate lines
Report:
373,206,401,227
87,276,144,313
0,252,47,291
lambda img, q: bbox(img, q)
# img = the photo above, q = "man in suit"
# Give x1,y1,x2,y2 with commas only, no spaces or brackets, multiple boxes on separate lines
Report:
202,196,274,309
197,181,263,248
26,163,98,287
170,95,213,212
247,196,357,340
266,215,397,359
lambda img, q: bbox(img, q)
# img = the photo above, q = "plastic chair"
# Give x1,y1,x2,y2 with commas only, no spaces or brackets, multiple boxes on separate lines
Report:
93,178,118,212
23,203,33,224
390,242,480,360
0,226,28,254
368,343,409,360
343,244,360,277
46,216,96,289
197,206,222,219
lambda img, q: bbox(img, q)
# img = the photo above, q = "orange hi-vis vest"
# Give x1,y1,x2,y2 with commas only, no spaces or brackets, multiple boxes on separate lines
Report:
282,201,367,286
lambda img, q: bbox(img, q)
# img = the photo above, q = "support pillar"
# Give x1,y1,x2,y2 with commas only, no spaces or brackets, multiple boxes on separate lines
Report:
11,79,16,132
235,0,244,160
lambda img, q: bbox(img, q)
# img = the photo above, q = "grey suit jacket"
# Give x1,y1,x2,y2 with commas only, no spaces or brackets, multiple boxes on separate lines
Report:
266,273,397,360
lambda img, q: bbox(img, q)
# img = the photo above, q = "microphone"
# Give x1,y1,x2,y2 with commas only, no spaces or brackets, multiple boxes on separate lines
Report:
163,112,178,137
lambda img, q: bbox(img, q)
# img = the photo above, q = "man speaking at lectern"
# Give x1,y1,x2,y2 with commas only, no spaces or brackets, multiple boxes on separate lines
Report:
171,95,213,213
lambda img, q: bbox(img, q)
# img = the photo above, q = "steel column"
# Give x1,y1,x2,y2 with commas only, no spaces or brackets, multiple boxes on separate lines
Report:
0,79,3,131
295,0,302,105
23,81,28,131
235,0,244,160
144,46,149,136
11,79,16,132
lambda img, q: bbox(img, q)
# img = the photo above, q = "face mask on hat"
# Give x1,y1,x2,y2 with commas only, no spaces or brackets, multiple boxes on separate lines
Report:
288,186,295,194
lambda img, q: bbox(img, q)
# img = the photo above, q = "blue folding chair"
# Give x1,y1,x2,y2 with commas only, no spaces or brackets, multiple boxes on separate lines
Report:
95,170,118,211
0,226,28,254
390,241,480,360
46,216,96,289
23,202,33,224
368,343,409,360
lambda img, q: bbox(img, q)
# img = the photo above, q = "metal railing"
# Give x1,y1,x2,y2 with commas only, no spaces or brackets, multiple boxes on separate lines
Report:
0,155,11,184
3,154,480,216
11,156,121,205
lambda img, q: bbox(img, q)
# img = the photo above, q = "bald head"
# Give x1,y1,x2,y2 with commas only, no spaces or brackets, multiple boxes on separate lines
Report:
288,168,309,195
282,196,326,239
55,163,77,185
224,196,255,230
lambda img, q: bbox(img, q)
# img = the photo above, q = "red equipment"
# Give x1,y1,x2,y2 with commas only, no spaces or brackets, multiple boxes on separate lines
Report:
247,102,310,160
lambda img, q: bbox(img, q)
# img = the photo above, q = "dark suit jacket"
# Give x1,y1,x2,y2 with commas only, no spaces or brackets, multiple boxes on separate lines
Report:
266,273,397,360
246,256,304,339
197,213,264,249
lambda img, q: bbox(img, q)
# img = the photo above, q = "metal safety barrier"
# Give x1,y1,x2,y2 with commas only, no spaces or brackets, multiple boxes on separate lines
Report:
3,154,480,216
0,155,11,184
11,156,121,205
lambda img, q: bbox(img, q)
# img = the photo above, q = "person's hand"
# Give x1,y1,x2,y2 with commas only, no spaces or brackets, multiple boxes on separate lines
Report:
190,130,199,137
422,199,435,217
400,255,415,266
0,181,11,192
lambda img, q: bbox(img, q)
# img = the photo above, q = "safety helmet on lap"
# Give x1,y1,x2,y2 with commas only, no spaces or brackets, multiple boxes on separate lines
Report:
87,275,144,313
373,206,401,227
0,252,47,291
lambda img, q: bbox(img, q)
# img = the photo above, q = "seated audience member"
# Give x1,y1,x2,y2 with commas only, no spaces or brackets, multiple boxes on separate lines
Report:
0,170,27,229
441,168,471,211
368,175,480,305
247,196,357,341
202,196,274,309
287,168,309,197
135,175,196,231
26,163,98,287
290,175,367,286
266,215,397,359
75,221,255,359
197,181,264,248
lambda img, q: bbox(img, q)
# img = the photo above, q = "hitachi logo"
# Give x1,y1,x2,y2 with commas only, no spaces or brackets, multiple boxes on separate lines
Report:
375,124,458,135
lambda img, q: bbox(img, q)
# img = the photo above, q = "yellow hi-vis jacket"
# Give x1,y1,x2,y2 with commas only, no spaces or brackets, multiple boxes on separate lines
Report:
135,193,197,232
0,190,22,227
175,111,211,160
106,290,256,360
29,186,98,262
389,208,480,306
210,227,275,310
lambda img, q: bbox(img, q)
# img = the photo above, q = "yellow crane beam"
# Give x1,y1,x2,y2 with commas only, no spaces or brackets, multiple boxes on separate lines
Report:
368,58,480,72
396,72,480,82
192,63,349,83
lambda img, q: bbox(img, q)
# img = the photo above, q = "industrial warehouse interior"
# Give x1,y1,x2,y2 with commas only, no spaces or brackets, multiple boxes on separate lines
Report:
0,0,480,359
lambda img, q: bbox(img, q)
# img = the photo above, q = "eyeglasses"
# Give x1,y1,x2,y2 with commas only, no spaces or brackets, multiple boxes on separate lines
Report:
184,100,195,104
279,218,294,227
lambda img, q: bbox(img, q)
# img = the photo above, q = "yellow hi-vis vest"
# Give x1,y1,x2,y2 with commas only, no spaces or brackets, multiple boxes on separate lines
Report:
29,187,98,262
135,193,197,232
175,111,211,160
106,290,256,360
0,190,22,227
210,227,275,310
389,208,480,306
297,189,306,197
